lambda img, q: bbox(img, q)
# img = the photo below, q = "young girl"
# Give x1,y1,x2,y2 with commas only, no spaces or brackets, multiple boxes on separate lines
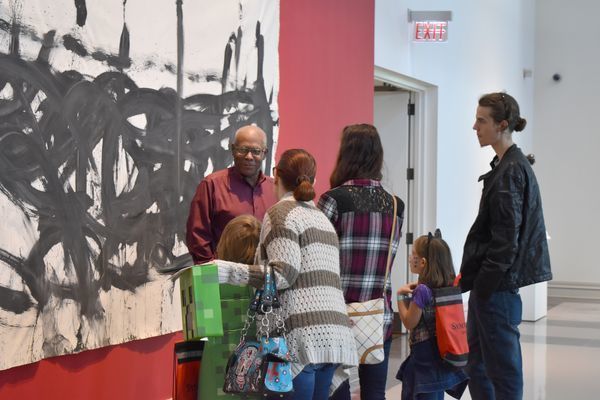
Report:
396,230,468,400
198,215,261,400
216,214,261,264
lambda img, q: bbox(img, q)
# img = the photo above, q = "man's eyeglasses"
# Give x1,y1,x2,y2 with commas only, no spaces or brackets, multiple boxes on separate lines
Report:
232,146,266,157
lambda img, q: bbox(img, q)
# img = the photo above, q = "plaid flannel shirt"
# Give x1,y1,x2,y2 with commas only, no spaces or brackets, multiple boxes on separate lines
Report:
317,179,404,339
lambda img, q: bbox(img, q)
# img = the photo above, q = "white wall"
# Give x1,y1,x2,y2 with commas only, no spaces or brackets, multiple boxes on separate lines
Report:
534,1,600,287
375,0,536,269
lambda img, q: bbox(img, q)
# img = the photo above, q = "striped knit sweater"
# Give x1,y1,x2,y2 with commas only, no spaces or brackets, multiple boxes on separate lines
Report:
218,193,358,376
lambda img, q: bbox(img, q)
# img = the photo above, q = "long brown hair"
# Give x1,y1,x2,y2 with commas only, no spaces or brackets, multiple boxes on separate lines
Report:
275,149,317,201
329,124,383,188
216,215,261,264
413,232,455,288
478,92,527,133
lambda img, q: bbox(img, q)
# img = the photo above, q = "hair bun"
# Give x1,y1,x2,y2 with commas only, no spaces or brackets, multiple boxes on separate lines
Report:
514,117,527,132
296,175,310,185
277,149,317,202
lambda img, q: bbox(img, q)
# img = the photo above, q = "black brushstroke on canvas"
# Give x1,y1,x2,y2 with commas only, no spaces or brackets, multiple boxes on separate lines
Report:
9,13,20,56
75,0,87,27
175,0,184,200
63,34,88,57
0,11,276,355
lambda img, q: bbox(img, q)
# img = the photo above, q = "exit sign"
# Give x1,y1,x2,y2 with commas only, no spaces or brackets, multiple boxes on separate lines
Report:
408,10,452,43
414,21,448,42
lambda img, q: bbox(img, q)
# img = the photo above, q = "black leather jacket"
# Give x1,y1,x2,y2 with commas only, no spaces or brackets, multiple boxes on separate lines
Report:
460,145,552,299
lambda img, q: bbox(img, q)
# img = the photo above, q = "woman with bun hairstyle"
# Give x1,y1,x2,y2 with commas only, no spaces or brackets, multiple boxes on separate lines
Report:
215,149,358,400
460,92,552,399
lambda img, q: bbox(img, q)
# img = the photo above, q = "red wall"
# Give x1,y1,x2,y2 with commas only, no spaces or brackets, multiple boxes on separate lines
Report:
0,1,374,398
0,333,183,399
277,0,374,195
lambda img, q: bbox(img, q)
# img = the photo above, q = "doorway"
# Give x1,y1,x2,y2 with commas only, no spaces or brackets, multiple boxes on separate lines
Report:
374,84,413,311
373,66,438,315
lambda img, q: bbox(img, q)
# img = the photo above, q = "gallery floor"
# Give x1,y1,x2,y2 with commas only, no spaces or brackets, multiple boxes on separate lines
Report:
384,297,600,399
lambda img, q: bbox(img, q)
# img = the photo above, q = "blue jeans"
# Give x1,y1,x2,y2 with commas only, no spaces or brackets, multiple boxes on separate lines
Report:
291,363,338,400
330,338,393,400
396,338,468,400
415,392,444,400
466,289,523,400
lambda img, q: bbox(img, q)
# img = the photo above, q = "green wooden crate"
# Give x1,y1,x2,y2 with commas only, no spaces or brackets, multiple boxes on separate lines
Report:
179,264,223,340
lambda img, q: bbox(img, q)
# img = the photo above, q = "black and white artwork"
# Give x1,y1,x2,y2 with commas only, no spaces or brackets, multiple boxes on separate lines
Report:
0,0,279,370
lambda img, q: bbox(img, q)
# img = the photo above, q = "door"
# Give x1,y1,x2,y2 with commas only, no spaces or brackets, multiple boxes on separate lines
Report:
374,87,413,313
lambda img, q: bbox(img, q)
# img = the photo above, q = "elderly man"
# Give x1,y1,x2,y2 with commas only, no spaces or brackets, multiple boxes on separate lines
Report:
186,125,277,264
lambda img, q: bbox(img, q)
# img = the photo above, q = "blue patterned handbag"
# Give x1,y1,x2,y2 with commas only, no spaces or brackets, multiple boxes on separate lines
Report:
223,266,295,397
260,336,294,395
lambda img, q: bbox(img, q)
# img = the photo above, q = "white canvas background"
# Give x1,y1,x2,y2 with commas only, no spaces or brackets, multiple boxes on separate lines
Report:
0,0,279,370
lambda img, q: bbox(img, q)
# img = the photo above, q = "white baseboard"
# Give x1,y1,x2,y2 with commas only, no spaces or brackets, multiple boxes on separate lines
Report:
548,281,600,300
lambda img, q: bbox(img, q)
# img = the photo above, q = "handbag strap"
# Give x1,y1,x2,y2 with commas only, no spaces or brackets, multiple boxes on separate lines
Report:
382,195,398,295
241,264,279,341
259,265,286,338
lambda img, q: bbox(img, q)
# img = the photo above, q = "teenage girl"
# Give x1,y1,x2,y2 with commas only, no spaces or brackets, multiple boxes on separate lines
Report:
396,230,468,400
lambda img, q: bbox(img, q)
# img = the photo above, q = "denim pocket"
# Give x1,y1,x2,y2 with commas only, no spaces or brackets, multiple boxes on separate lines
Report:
503,291,522,326
477,291,522,327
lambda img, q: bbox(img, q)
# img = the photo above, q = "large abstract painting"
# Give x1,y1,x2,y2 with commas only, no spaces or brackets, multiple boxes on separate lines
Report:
0,0,279,370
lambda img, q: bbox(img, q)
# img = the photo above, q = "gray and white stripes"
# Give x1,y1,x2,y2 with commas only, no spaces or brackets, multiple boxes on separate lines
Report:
219,193,358,376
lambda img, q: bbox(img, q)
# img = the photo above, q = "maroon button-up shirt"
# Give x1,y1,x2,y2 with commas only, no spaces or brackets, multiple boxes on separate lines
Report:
186,167,277,264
